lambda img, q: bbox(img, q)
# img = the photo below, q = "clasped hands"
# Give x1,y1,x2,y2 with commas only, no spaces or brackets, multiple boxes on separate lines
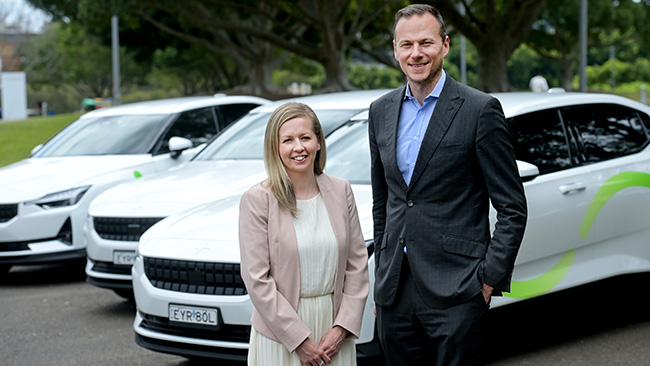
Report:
296,325,348,366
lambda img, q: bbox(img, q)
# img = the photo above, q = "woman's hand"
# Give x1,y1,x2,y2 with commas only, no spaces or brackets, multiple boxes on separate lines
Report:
295,337,330,366
318,326,349,360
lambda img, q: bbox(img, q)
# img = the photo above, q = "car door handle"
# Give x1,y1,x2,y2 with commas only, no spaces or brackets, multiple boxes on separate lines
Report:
559,182,586,195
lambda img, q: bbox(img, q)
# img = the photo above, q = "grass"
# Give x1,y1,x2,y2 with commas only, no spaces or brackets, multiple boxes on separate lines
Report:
0,113,82,168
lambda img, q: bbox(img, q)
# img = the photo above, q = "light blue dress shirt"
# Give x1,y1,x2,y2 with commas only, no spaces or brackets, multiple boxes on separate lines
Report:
396,71,446,186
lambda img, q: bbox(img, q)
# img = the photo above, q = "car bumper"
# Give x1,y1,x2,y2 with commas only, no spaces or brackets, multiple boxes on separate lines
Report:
0,203,86,265
85,218,137,289
132,255,253,360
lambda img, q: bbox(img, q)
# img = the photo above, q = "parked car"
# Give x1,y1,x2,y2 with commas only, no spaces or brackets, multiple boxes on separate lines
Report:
84,90,390,299
131,91,650,361
0,95,269,275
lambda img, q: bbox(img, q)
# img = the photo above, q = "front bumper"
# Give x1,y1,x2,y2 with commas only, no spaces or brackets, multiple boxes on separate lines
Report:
132,255,253,360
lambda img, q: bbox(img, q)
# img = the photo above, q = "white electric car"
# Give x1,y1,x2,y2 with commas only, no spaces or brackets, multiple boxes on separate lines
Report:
0,95,269,275
85,90,390,299
132,91,650,361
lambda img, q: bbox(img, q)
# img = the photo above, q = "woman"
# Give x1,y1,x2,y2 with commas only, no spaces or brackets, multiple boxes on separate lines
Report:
239,102,369,366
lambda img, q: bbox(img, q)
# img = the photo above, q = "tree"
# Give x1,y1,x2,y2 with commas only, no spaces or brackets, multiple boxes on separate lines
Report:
430,0,549,92
526,0,648,90
135,0,404,93
20,22,147,98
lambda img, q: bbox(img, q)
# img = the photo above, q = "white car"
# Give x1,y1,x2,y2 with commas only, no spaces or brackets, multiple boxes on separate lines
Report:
132,91,650,361
0,95,269,275
85,90,390,299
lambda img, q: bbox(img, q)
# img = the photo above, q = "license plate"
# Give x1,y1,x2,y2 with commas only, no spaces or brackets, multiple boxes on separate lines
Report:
169,304,219,326
112,251,136,265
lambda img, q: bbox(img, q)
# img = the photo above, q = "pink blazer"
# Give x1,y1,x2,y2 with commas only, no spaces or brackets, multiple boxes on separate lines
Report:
239,173,369,352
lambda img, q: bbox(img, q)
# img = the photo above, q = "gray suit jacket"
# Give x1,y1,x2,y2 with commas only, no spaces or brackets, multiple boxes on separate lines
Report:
369,76,527,309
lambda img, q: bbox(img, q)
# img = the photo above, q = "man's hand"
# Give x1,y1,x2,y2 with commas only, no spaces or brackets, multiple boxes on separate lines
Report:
482,283,494,305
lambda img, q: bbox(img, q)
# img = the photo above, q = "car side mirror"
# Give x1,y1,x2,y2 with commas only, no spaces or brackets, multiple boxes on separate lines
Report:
30,144,43,156
169,136,193,159
517,160,540,182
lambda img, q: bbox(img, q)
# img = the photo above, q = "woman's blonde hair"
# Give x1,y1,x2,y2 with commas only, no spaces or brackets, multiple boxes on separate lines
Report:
263,102,326,217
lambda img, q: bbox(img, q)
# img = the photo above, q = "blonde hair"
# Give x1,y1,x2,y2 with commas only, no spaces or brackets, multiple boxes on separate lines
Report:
263,102,326,217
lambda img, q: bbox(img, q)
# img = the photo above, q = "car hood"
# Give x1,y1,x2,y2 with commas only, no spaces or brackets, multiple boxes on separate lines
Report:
89,160,267,217
0,156,152,203
138,184,374,263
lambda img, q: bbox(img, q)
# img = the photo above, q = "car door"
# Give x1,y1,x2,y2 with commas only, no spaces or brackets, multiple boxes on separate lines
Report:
502,107,594,300
560,104,650,280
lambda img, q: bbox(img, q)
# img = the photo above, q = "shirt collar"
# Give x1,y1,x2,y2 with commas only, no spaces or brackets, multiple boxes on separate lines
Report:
404,70,447,102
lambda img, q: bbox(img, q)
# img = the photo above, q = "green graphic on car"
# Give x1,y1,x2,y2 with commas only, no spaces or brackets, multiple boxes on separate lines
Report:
505,171,650,299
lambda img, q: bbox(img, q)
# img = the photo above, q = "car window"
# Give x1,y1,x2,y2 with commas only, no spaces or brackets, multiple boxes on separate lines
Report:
325,120,371,184
508,109,572,175
561,104,648,164
156,107,218,154
35,115,168,157
639,111,650,138
194,110,361,161
217,104,262,130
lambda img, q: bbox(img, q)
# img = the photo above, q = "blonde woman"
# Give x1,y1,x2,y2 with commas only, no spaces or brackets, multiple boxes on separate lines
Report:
239,102,369,366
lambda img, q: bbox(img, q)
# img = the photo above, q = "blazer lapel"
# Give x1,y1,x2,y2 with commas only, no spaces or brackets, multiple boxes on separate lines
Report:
408,77,464,190
383,87,408,191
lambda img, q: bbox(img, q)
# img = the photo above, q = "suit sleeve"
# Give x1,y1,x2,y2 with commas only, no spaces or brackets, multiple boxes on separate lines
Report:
475,97,528,293
238,187,311,352
368,101,388,254
333,181,369,338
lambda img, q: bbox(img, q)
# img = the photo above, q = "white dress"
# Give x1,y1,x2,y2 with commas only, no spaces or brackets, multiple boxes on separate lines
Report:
248,193,357,365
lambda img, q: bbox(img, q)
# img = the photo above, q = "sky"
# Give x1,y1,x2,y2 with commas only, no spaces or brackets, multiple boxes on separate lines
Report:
0,0,51,33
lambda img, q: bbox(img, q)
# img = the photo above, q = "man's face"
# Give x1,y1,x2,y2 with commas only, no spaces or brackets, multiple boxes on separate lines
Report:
393,12,449,89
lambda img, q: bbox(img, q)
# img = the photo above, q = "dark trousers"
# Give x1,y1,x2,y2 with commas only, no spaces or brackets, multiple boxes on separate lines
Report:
376,256,488,366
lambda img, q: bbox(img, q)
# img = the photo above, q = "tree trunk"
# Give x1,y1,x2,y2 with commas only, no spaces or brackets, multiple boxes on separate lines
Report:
474,42,512,92
321,51,355,92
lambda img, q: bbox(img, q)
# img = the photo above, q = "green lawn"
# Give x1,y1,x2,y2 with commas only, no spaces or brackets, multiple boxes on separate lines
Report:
0,113,82,168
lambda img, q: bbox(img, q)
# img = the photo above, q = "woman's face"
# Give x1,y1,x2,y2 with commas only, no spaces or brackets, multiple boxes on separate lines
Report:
278,116,320,178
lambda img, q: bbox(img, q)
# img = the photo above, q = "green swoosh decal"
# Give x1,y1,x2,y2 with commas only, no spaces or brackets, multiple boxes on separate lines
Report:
134,170,142,178
506,171,650,299
505,249,574,299
580,171,650,239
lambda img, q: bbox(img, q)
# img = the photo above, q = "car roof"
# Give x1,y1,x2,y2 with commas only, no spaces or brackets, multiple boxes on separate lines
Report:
494,92,650,118
252,89,392,113
78,95,271,118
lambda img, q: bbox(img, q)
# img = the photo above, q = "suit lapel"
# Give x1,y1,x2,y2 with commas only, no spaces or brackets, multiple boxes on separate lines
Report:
408,77,464,190
383,87,408,191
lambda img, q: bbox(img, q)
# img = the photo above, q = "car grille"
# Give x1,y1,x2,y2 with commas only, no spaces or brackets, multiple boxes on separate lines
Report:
0,204,18,223
143,257,247,295
91,260,133,275
93,217,164,242
139,311,251,343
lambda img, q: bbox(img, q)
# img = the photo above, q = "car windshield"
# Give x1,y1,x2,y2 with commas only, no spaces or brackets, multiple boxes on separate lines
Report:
194,110,360,161
35,115,169,157
325,119,370,184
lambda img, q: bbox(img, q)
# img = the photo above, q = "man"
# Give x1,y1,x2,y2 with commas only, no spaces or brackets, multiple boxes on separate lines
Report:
368,4,527,366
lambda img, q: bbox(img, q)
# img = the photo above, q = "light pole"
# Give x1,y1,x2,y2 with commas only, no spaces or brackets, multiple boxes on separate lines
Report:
111,14,121,106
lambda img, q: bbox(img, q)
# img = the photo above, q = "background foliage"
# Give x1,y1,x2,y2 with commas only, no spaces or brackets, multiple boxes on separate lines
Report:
8,0,650,113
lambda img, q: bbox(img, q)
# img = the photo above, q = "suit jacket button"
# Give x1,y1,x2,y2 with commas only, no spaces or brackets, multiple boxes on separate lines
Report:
407,200,414,207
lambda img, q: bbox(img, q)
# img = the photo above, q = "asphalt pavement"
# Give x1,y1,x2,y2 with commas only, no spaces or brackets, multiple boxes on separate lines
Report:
1,263,649,365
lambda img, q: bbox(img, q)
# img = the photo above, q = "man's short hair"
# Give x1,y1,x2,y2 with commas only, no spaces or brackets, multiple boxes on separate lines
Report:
393,4,447,41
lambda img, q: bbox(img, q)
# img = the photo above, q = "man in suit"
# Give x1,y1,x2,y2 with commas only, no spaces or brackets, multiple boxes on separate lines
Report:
369,4,527,365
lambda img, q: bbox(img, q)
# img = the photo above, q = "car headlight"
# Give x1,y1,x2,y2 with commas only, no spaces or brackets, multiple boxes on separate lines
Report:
27,185,91,209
